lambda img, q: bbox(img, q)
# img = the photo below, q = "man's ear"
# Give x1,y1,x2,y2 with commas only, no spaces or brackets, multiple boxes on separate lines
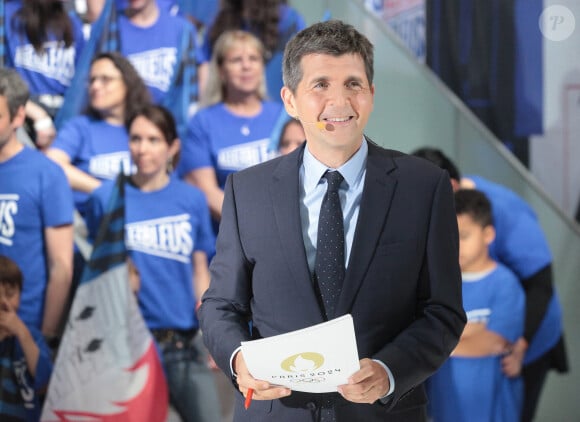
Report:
281,87,297,119
11,105,26,130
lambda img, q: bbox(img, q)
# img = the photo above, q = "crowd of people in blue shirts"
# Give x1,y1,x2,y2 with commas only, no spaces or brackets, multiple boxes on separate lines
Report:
0,1,568,421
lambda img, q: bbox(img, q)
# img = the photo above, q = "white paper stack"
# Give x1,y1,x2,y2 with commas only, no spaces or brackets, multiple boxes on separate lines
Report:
241,314,360,393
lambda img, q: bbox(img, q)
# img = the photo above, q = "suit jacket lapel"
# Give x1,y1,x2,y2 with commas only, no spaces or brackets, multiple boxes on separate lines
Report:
270,146,324,322
336,142,398,315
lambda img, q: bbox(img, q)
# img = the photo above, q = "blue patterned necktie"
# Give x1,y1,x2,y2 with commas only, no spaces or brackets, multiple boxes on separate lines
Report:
314,170,344,421
314,170,345,321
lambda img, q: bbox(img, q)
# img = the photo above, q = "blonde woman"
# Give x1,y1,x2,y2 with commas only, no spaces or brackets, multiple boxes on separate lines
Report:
179,30,285,223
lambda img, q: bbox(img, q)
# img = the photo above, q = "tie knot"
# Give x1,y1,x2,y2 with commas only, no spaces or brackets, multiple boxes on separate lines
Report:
323,171,343,193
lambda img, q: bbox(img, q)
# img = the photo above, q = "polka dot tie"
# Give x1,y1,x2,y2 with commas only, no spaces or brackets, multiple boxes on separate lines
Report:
314,170,345,322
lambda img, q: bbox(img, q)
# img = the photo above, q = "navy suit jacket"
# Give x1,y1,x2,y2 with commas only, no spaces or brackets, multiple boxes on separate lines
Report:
199,140,466,421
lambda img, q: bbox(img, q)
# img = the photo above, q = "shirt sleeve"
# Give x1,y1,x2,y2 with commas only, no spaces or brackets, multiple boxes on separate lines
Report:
51,116,87,161
40,160,74,227
177,112,214,177
29,327,54,391
487,269,526,343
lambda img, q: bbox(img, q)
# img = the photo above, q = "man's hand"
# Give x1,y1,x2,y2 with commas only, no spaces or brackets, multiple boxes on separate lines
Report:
502,337,527,378
338,358,390,404
233,351,291,400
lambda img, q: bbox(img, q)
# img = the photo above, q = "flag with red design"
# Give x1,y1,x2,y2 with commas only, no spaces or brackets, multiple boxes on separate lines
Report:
41,175,168,421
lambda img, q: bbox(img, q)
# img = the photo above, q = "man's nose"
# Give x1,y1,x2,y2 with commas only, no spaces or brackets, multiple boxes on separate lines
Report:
325,86,351,106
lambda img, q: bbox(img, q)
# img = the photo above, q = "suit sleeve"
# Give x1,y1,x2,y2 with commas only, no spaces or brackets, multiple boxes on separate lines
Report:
198,174,253,377
375,170,466,408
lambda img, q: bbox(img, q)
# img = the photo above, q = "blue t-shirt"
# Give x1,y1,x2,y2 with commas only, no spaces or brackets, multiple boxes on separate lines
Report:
178,101,283,188
0,325,53,422
50,115,130,215
4,1,86,96
470,175,563,362
428,264,525,422
86,178,214,330
0,147,74,329
200,5,305,101
116,0,218,24
117,6,198,104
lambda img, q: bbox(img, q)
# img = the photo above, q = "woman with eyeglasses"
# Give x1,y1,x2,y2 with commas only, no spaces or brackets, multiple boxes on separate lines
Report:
62,0,199,141
46,52,151,218
46,52,152,313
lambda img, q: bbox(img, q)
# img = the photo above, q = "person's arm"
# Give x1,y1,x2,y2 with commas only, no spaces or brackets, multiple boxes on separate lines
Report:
193,251,210,302
198,175,252,372
41,225,74,337
521,264,553,343
0,300,40,376
14,320,41,377
25,101,56,149
127,257,141,293
198,174,287,401
452,322,510,357
185,168,224,221
46,148,102,193
490,197,553,342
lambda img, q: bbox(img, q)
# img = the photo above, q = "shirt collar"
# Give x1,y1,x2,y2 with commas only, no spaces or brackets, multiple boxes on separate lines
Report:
302,138,368,193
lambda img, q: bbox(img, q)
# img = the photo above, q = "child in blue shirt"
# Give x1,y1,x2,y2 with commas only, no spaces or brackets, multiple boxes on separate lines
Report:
0,255,53,422
428,189,525,422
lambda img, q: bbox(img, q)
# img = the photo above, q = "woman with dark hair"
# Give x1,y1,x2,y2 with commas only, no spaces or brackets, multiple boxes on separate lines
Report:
4,0,86,148
198,0,305,101
86,104,222,422
46,52,151,217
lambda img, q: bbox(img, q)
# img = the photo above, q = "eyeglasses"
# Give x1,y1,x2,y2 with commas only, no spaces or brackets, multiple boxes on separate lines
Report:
88,75,122,86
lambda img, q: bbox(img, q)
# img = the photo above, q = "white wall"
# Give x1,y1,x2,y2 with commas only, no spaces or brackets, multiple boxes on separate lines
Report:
531,0,580,218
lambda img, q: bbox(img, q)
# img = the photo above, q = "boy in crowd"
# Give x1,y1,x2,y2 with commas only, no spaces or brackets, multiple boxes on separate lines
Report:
0,255,53,421
412,147,567,421
428,189,525,422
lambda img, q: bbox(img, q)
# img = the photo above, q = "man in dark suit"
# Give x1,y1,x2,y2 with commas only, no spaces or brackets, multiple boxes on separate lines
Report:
199,20,466,421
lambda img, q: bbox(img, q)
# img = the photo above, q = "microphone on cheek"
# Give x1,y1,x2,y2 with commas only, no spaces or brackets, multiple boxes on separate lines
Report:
295,117,335,132
316,121,335,132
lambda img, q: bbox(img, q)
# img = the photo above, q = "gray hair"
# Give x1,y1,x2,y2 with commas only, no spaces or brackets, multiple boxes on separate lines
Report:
282,20,374,93
0,68,30,119
201,30,269,107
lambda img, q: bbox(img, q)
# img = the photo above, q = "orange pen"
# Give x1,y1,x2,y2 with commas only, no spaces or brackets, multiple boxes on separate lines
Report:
245,388,254,410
